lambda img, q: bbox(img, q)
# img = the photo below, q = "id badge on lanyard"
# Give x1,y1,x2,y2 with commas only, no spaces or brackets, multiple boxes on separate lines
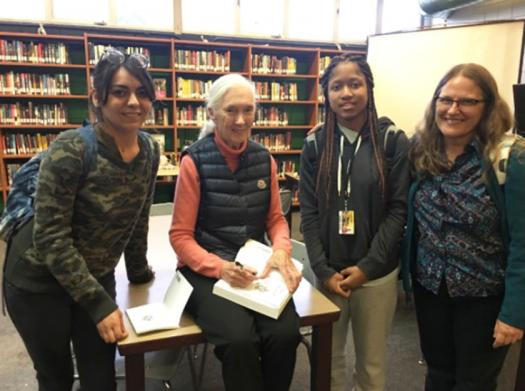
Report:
337,135,360,235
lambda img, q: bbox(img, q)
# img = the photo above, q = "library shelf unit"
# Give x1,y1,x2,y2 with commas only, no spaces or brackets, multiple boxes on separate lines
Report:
0,28,365,206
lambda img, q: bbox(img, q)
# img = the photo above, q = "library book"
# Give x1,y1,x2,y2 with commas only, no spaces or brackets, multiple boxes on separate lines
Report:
212,240,303,320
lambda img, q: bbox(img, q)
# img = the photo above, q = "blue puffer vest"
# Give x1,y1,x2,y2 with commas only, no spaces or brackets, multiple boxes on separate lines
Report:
184,134,271,260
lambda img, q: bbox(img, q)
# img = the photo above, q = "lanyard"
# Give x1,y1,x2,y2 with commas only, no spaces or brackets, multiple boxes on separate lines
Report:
337,134,361,199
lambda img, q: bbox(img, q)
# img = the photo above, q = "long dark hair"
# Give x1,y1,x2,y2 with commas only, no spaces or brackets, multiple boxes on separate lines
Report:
90,51,156,122
316,53,385,206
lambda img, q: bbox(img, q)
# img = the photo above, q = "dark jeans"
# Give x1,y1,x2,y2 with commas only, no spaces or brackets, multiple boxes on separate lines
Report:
181,267,301,391
413,280,509,391
4,273,117,391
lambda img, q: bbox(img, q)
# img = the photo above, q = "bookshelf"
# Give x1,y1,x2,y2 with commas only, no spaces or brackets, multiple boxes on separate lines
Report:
0,29,365,206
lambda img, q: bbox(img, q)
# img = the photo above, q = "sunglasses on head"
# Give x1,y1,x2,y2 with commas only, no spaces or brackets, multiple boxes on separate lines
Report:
99,48,150,69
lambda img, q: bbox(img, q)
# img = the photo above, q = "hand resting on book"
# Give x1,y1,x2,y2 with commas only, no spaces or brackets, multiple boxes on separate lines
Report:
259,249,301,293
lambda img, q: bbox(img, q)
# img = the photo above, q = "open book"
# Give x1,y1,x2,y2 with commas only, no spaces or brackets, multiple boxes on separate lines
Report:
212,240,303,319
126,270,193,335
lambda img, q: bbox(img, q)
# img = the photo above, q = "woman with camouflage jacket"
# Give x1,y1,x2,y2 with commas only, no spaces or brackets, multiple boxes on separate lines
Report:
3,49,160,391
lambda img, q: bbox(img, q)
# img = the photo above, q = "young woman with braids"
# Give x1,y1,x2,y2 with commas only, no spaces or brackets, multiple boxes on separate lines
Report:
299,54,409,391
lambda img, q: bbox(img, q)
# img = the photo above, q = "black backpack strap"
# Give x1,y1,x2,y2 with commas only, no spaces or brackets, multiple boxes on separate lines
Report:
378,116,403,171
384,124,398,161
306,132,319,162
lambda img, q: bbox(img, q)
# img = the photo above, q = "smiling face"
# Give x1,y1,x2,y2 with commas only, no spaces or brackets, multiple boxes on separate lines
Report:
94,67,153,134
435,75,485,146
327,61,368,130
209,85,255,149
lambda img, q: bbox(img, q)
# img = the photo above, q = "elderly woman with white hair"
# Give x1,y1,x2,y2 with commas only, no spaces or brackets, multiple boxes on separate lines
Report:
169,74,301,391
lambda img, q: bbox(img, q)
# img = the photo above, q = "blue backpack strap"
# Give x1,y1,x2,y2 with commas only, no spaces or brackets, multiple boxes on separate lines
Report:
0,125,98,242
77,124,98,182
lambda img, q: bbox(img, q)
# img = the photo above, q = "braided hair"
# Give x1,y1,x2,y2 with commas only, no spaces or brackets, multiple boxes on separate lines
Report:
316,53,386,207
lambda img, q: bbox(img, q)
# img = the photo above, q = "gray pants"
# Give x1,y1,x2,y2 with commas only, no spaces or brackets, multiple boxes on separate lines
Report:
318,267,399,391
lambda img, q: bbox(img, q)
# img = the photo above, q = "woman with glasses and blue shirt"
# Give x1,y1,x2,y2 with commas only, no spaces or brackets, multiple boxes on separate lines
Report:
404,63,525,390
3,49,160,391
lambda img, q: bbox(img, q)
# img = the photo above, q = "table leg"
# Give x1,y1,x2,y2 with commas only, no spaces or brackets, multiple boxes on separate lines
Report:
310,322,332,391
125,353,145,391
515,340,525,391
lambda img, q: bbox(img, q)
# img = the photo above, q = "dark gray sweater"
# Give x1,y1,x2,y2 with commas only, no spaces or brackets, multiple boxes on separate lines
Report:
299,121,409,282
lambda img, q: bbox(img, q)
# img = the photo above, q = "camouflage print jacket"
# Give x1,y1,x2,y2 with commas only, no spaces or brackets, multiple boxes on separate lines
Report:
4,124,160,323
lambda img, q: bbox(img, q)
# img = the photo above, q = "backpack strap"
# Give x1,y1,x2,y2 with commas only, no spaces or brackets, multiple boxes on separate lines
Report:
306,132,318,156
306,120,402,170
77,125,98,182
383,123,400,161
137,130,160,185
378,117,404,174
138,130,154,161
305,131,322,179
490,133,521,185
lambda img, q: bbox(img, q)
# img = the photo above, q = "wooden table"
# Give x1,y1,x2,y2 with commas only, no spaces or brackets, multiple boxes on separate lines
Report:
116,215,340,391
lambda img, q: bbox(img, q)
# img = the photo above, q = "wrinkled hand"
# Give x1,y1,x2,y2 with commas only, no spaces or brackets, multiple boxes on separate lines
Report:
324,272,351,298
493,320,523,348
339,266,368,291
220,260,257,288
96,309,128,343
260,249,302,293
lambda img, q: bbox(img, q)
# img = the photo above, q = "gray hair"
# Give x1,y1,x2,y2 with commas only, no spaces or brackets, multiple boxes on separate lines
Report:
199,73,256,139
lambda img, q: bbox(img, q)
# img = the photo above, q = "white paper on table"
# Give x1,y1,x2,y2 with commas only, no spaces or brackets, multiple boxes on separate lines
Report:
126,270,193,334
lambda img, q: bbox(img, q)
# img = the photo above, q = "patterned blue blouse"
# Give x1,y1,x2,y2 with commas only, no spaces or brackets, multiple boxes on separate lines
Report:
414,145,505,297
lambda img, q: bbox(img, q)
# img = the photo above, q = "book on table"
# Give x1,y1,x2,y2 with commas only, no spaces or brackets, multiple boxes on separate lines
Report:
212,240,303,320
126,270,193,335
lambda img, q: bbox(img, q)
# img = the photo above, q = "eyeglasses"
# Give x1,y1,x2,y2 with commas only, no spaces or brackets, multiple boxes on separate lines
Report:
435,96,484,108
99,48,150,69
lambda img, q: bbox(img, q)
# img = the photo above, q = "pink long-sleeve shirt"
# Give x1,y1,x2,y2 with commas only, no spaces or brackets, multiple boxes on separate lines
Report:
169,133,291,278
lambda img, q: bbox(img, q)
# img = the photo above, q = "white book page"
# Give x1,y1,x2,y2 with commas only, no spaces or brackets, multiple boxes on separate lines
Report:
163,270,193,322
126,270,193,334
126,303,179,334
227,240,304,308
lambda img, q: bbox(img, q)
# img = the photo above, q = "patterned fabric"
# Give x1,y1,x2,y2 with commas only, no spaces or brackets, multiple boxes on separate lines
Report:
414,146,505,297
4,123,160,322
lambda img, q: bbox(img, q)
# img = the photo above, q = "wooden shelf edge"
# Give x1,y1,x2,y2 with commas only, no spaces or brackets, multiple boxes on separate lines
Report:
0,62,85,68
86,33,172,44
250,73,317,79
0,32,84,41
173,69,241,75
0,94,88,99
258,100,317,105
0,124,80,129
